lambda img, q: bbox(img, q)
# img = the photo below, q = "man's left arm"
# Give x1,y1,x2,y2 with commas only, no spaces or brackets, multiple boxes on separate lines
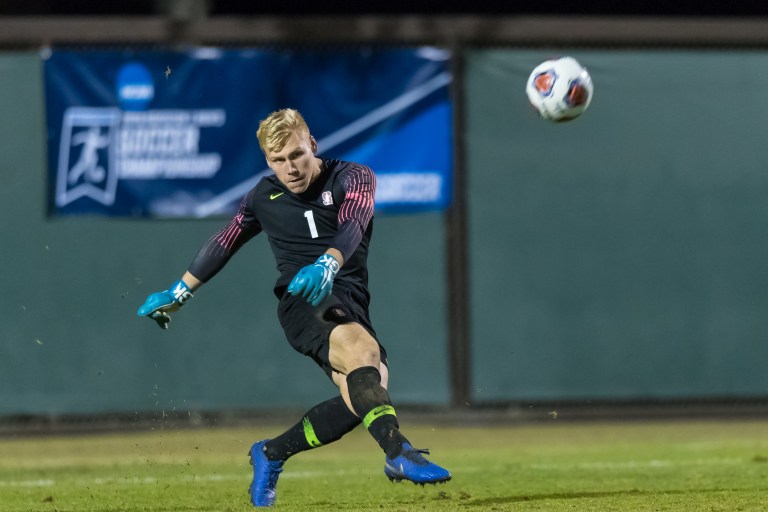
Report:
288,164,375,306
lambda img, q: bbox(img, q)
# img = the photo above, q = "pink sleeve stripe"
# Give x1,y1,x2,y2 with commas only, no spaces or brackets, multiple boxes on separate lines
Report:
214,212,245,251
338,165,375,225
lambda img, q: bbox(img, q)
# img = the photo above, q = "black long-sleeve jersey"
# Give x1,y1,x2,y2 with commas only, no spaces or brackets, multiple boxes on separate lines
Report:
188,158,376,301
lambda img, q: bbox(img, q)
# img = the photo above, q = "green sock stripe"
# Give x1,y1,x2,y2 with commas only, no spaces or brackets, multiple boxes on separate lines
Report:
362,405,397,429
302,417,323,448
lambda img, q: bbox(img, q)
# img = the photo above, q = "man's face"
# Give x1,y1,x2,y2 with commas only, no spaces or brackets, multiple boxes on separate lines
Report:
264,131,320,194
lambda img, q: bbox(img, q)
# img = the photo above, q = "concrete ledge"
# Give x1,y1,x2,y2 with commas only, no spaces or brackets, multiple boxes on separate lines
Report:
1,15,768,47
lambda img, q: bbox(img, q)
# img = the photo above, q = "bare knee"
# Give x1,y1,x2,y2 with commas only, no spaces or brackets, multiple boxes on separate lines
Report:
329,323,381,375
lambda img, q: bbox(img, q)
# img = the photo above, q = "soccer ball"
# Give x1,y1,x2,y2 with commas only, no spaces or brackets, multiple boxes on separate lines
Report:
525,56,593,122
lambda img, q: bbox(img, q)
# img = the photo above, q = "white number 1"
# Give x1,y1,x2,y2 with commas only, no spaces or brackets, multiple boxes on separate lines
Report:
304,210,319,238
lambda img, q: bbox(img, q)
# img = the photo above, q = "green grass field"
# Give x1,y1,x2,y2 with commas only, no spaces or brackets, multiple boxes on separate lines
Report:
1,418,767,511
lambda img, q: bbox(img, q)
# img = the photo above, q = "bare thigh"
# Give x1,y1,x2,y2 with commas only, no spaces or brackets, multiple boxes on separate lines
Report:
329,322,389,414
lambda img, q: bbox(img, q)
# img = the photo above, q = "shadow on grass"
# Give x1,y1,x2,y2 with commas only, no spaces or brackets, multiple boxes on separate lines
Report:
463,488,720,506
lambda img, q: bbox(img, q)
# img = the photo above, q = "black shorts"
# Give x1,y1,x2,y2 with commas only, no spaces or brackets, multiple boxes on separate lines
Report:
276,285,388,379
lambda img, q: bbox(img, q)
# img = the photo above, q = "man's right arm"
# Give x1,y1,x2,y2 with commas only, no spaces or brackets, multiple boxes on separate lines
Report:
137,195,261,329
185,196,261,283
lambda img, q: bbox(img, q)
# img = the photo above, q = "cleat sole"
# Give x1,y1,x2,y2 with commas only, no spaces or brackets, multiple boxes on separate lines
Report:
390,476,452,485
385,471,452,485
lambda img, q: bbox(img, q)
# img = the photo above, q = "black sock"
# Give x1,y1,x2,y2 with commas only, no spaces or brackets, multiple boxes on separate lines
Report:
346,366,408,459
264,396,361,461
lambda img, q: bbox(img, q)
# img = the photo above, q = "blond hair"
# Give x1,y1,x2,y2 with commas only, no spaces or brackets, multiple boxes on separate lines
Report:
256,108,310,154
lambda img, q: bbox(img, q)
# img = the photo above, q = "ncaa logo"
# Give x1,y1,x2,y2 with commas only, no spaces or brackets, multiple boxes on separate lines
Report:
322,191,333,206
117,62,154,111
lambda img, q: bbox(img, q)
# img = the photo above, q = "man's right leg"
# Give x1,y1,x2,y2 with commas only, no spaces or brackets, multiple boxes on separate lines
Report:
264,395,361,460
249,396,361,507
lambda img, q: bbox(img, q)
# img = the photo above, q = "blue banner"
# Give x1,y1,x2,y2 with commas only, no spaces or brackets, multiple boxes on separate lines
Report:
43,47,453,217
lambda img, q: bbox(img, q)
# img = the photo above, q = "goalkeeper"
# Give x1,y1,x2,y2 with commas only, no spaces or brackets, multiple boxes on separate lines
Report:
138,108,451,507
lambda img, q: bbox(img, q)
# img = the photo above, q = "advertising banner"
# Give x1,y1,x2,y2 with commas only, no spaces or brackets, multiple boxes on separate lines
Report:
44,47,453,217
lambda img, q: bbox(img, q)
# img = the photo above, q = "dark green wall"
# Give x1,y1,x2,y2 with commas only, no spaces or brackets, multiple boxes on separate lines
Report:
0,52,448,416
466,49,768,401
6,47,768,415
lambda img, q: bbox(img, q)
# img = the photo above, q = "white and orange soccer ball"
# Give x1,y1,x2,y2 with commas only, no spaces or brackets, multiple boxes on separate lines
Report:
525,56,593,122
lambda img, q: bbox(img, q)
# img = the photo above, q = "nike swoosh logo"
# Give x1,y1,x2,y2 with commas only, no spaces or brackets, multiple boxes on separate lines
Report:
385,462,402,475
270,192,284,200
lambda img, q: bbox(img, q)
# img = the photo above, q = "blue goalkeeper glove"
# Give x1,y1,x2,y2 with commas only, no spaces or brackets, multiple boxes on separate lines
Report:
137,280,194,329
287,253,340,307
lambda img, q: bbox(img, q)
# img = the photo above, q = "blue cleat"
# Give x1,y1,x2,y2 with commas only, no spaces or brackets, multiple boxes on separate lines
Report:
248,440,284,507
384,443,452,485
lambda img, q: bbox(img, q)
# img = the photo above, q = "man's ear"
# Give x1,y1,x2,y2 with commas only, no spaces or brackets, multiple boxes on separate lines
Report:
310,135,318,154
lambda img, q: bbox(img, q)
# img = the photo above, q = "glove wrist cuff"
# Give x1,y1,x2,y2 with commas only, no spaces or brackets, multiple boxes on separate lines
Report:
316,254,340,276
170,280,194,306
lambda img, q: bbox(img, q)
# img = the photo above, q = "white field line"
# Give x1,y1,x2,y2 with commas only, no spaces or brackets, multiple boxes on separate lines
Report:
0,479,56,487
0,469,373,488
0,457,747,488
529,457,745,471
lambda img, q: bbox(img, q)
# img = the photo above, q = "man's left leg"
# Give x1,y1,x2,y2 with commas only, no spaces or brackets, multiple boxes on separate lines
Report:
330,323,451,485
